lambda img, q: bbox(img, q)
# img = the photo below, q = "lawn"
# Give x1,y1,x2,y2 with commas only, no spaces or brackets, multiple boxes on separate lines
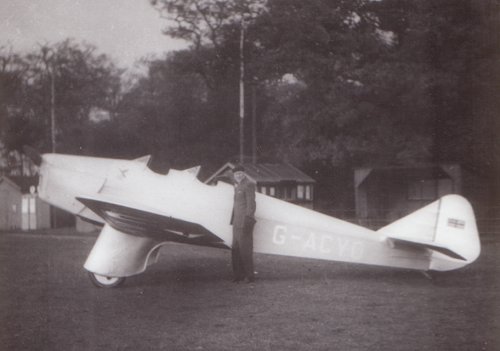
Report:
0,230,499,351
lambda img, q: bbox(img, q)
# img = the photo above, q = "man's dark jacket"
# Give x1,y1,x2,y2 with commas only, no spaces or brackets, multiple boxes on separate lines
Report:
232,178,256,229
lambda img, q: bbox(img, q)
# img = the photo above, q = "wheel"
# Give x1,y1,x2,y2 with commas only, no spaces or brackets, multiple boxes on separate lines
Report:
88,272,125,288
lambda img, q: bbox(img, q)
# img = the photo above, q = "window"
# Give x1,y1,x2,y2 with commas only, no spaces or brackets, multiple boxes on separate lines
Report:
408,179,438,200
297,185,305,200
269,187,276,197
297,184,312,200
305,185,312,200
260,186,267,195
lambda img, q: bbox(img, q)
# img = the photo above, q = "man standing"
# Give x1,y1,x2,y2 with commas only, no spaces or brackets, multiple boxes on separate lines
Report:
231,165,256,283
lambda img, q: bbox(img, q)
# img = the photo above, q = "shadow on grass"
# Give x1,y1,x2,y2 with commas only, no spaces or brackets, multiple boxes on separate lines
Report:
121,257,458,290
121,256,231,289
98,242,490,290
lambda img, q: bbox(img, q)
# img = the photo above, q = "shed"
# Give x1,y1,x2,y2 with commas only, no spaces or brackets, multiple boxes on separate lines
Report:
354,164,461,226
206,162,316,208
0,176,51,231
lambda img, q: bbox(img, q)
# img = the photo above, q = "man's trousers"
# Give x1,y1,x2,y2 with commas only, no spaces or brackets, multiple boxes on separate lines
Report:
232,225,254,280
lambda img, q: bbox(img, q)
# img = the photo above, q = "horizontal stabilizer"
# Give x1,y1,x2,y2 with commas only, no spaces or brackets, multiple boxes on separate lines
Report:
386,237,467,261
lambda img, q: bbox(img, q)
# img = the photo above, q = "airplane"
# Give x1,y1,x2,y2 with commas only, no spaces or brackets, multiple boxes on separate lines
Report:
26,148,481,288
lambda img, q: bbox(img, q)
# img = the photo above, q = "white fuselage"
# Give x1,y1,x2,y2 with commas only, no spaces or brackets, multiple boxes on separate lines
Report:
37,153,480,274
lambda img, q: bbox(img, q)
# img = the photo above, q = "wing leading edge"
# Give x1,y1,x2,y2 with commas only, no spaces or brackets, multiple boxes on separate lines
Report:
77,197,227,248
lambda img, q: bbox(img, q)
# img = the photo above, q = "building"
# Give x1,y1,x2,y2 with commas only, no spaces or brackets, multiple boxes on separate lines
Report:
0,176,51,231
206,162,316,208
354,164,464,227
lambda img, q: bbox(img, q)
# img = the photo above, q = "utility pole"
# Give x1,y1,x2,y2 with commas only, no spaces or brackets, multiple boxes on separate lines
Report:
252,83,257,164
41,45,57,228
239,19,245,164
49,64,57,228
50,67,56,153
41,45,56,153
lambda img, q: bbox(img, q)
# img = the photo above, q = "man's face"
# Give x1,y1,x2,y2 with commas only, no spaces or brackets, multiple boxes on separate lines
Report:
233,171,245,184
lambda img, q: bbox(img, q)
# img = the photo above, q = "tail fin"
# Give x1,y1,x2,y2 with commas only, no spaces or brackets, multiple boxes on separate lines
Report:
377,195,480,271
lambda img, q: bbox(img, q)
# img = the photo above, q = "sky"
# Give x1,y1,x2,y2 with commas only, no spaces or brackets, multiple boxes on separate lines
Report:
0,0,188,69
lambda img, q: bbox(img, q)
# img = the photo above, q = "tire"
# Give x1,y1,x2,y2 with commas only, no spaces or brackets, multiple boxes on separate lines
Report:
88,272,125,288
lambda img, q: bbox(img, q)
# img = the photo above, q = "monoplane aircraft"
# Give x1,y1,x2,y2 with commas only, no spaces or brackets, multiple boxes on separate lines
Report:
27,148,481,287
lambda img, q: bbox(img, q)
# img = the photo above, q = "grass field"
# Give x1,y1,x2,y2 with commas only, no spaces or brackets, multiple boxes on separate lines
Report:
0,229,499,351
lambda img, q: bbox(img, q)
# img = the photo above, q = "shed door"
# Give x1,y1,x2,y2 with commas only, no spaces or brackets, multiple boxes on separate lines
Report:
0,190,19,230
0,190,8,230
21,196,37,230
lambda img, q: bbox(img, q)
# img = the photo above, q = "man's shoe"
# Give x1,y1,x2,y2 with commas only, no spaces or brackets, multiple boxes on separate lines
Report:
232,277,242,283
244,277,254,284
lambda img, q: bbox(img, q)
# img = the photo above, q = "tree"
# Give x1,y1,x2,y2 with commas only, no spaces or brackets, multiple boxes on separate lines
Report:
144,0,499,188
2,40,123,155
371,0,500,174
247,0,500,175
116,51,241,173
246,0,397,167
0,45,45,154
151,0,267,49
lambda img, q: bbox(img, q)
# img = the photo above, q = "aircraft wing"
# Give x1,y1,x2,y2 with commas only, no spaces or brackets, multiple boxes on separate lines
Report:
76,196,226,248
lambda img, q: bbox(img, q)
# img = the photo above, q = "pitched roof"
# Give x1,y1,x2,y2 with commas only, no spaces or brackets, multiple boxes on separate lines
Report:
0,176,21,192
354,164,462,189
6,176,38,193
205,162,315,184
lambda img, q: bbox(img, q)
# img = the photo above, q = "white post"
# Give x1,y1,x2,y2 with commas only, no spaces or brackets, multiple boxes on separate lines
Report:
50,68,56,153
239,20,245,164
